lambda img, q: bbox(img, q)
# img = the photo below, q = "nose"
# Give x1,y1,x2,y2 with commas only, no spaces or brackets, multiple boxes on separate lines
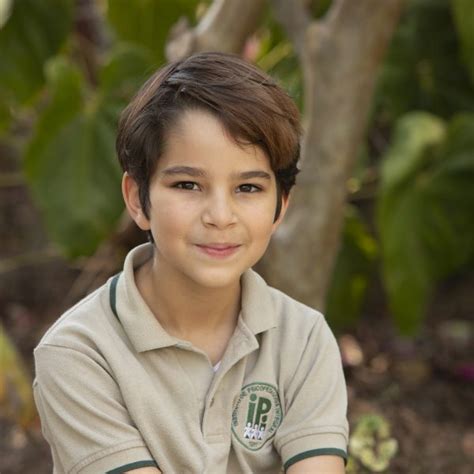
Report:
201,190,237,229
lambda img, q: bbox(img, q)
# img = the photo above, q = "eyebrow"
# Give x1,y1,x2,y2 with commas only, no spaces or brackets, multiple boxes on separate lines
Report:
160,166,272,180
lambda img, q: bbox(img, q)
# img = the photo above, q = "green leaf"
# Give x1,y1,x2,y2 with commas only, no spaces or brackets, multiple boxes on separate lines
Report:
422,115,474,275
25,57,84,179
379,188,434,335
326,206,378,330
24,56,124,258
378,113,446,334
0,0,73,131
452,0,474,85
98,43,153,100
106,0,198,65
380,112,446,189
375,0,474,122
377,112,474,335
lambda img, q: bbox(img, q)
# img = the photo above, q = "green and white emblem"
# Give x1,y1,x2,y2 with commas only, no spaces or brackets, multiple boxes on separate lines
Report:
231,382,282,450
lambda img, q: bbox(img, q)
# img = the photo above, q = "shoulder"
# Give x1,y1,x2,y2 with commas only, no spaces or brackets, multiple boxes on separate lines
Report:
34,278,114,355
268,284,324,330
243,269,337,360
266,282,334,350
242,269,325,337
269,285,338,363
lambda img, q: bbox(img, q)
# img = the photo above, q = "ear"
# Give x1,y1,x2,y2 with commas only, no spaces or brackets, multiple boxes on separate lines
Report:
122,172,151,231
271,192,290,233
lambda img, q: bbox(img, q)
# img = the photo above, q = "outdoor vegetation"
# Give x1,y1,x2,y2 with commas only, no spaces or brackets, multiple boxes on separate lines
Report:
0,0,473,472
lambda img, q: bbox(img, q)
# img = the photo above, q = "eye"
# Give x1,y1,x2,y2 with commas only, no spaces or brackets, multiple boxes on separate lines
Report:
173,181,199,191
238,184,262,193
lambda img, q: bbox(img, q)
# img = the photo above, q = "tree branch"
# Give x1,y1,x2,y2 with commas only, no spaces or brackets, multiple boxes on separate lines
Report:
166,0,267,61
269,0,311,59
259,0,404,310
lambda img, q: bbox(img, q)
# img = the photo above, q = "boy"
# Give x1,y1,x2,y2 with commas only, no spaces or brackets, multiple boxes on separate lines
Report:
33,52,348,473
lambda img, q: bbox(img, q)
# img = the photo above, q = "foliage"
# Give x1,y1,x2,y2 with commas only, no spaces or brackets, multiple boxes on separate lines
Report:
347,414,398,473
362,0,474,334
377,112,474,334
23,47,152,257
326,207,378,330
0,0,73,133
0,324,36,428
107,0,198,65
451,0,474,85
375,0,474,123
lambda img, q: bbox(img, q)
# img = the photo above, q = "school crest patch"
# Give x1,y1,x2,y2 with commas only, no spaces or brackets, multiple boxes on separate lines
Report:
231,382,282,450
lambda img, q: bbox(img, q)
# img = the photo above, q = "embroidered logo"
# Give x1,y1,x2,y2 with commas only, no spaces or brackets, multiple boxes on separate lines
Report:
231,382,282,450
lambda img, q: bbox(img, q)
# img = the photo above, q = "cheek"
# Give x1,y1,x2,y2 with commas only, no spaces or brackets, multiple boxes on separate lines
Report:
150,197,198,236
245,204,276,237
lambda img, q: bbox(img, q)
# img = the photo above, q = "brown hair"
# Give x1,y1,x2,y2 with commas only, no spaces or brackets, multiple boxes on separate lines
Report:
116,51,301,221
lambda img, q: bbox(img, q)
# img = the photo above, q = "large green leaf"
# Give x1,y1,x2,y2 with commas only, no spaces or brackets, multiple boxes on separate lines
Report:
374,0,474,123
326,206,378,331
99,44,153,100
379,113,446,188
452,0,474,85
0,0,73,131
422,115,474,275
378,113,445,334
23,51,147,258
106,0,198,66
377,112,474,335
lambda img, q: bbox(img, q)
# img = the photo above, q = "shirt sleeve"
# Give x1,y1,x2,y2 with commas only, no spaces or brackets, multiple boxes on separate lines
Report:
33,344,159,474
274,315,349,471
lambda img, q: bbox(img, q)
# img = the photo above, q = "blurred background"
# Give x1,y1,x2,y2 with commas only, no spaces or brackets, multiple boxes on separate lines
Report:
0,0,473,472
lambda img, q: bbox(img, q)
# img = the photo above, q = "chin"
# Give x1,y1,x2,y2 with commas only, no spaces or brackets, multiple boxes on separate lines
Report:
188,268,244,290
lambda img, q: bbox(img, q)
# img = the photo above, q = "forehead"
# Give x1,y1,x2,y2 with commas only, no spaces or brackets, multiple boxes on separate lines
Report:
157,108,272,173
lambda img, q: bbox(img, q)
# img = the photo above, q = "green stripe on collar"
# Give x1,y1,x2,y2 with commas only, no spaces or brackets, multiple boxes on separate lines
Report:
106,460,158,473
109,273,121,319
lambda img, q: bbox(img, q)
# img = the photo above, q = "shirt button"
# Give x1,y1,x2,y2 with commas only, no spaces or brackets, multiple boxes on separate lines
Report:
210,397,215,407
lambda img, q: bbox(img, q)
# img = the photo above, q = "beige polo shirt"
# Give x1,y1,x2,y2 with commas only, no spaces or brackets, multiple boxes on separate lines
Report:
33,244,348,474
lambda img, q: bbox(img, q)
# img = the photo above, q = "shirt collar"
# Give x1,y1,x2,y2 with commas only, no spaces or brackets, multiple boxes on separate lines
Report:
114,243,277,353
240,268,277,335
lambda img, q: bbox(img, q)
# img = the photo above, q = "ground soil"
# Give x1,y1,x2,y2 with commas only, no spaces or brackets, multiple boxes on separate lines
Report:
1,151,473,473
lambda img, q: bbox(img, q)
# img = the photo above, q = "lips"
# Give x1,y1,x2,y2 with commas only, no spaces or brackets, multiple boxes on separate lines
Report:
195,243,241,258
198,243,240,249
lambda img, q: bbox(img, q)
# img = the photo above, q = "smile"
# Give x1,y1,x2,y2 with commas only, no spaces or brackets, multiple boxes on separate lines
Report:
195,244,241,258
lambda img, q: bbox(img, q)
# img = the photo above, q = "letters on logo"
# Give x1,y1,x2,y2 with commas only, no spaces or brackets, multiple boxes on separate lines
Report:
231,382,282,450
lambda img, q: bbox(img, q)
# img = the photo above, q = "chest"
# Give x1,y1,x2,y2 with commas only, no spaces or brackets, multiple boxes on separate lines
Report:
110,335,286,473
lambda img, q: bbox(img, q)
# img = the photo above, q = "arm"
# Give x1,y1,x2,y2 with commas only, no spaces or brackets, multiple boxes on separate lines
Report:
275,315,349,471
34,344,159,473
286,455,345,474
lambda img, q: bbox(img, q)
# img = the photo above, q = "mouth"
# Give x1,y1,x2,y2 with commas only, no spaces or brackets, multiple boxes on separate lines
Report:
195,243,241,258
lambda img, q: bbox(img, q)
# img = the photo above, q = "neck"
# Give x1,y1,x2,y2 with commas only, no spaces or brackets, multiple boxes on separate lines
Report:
135,257,241,339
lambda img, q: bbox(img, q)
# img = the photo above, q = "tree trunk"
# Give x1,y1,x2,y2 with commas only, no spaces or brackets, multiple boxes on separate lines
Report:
259,0,404,311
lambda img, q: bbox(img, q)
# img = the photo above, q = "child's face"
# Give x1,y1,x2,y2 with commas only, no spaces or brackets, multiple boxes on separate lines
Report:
124,108,288,290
